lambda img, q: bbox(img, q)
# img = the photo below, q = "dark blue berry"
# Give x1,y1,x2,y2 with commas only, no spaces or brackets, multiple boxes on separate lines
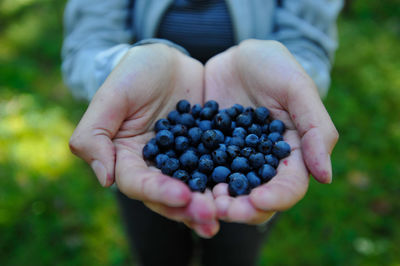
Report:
176,100,191,113
226,145,241,158
211,166,231,183
161,158,180,175
230,136,245,148
225,107,238,118
148,138,157,145
198,120,213,131
156,130,174,148
231,121,237,130
272,141,291,159
254,106,270,124
265,154,279,168
224,136,232,145
269,120,285,134
231,157,250,173
212,149,228,165
241,147,255,158
244,107,255,114
164,149,177,158
197,143,210,155
154,118,171,132
188,177,207,192
246,171,261,188
180,113,195,127
258,164,276,182
236,113,253,127
247,124,262,137
175,136,189,153
249,152,265,168
179,150,198,170
167,110,181,124
245,134,259,147
228,173,249,196
155,154,169,169
258,138,273,154
261,124,269,134
232,127,247,138
198,154,214,174
191,104,202,118
171,124,188,136
217,143,227,151
268,132,283,143
233,104,244,114
188,127,202,145
192,170,208,184
214,129,225,144
173,169,190,182
200,107,215,120
204,100,219,113
201,130,220,149
143,142,159,160
214,112,231,132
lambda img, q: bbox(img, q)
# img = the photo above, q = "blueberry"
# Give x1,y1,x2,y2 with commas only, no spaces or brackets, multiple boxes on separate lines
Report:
246,171,261,188
188,177,207,192
254,106,270,124
258,138,273,154
225,107,238,119
268,132,283,143
269,120,285,134
172,169,190,182
226,145,241,158
228,173,249,196
156,130,174,148
233,104,244,114
224,136,232,145
154,118,171,132
243,107,255,115
191,104,202,118
214,129,225,144
211,166,231,183
198,154,214,174
148,138,157,145
167,110,181,124
198,120,213,131
231,121,237,130
180,113,195,127
241,147,255,158
161,158,180,175
204,100,219,113
272,141,291,159
164,149,177,158
171,124,188,136
249,153,265,168
236,113,253,127
212,149,228,165
176,100,191,113
265,154,279,168
232,127,247,138
179,150,198,170
155,154,169,169
247,124,262,137
188,127,202,145
230,136,245,148
261,124,269,134
258,164,276,182
214,112,231,132
201,130,220,149
197,143,210,155
245,134,259,147
143,142,159,160
217,143,227,151
231,157,250,173
200,107,215,120
175,136,189,153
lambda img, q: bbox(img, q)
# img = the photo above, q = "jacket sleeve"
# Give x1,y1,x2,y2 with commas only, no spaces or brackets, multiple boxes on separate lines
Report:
273,0,343,97
61,0,188,100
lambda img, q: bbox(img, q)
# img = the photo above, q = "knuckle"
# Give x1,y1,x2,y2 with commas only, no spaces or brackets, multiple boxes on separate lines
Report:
68,135,83,155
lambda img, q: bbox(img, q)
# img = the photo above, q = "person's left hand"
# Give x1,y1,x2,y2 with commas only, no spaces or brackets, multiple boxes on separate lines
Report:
204,40,339,224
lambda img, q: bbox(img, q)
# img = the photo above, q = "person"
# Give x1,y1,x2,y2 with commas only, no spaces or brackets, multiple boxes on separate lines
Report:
62,0,342,265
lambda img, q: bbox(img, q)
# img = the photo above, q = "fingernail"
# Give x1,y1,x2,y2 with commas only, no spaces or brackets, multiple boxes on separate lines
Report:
91,160,107,187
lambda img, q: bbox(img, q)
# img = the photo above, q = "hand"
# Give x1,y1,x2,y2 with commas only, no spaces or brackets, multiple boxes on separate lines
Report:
204,40,339,224
69,44,219,238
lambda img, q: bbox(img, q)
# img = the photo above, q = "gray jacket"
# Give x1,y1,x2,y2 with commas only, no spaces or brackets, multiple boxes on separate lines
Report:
62,0,343,100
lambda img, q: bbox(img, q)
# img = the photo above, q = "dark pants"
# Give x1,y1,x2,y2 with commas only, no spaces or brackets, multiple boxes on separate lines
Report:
116,190,278,266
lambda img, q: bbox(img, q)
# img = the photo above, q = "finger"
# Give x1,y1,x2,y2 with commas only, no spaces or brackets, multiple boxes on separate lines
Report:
250,130,310,211
184,220,220,239
286,75,339,183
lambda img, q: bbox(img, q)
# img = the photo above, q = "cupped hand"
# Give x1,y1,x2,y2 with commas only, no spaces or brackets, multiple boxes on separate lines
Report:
69,44,219,238
204,40,339,224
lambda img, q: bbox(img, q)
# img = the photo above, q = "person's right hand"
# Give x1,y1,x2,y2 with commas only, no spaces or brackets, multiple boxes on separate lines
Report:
68,44,219,238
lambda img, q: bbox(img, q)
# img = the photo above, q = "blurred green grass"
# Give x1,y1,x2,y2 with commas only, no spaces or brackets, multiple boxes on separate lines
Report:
0,1,399,265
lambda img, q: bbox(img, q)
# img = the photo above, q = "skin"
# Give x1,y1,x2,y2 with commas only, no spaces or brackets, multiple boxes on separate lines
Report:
69,40,338,238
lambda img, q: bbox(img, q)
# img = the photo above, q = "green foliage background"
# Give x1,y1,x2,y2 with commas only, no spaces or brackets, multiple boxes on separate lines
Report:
0,0,399,265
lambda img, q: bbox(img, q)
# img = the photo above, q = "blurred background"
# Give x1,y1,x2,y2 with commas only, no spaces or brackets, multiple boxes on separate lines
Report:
0,0,399,265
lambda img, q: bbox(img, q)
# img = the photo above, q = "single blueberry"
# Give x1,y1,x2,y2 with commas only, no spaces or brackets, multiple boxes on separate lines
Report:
268,132,283,143
172,169,190,182
249,152,265,168
261,124,269,134
143,142,159,160
198,154,214,174
245,134,259,147
269,120,285,134
154,118,171,132
232,127,247,138
258,138,273,154
180,113,195,128
201,130,220,150
161,158,180,175
171,124,188,136
179,150,198,170
224,136,232,145
247,124,262,137
156,130,174,148
191,170,208,184
155,154,169,169
191,104,202,118
176,100,191,113
246,171,261,188
230,136,245,148
148,138,157,145
167,110,181,124
197,143,210,155
217,143,227,151
258,164,276,182
214,112,231,132
200,107,215,120
272,141,291,159
233,104,244,114
164,149,177,158
228,173,250,196
244,107,255,114
204,100,219,113
226,145,241,158
241,147,255,158
236,113,253,127
188,127,202,145
188,177,207,192
214,129,225,144
231,121,237,130
225,107,238,119
254,106,270,124
211,166,231,183
212,149,228,165
198,120,213,131
265,154,279,168
175,136,189,153
231,157,250,173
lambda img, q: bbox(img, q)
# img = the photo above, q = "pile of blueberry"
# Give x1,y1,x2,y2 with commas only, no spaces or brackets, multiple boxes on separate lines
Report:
142,100,291,197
